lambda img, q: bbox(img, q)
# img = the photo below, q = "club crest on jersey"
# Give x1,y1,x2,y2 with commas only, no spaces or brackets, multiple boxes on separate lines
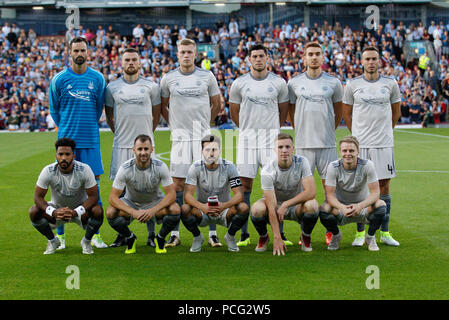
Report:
66,84,73,90
88,82,94,90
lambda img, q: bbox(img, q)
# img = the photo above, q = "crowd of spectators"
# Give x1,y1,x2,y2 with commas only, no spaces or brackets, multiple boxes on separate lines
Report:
1,17,448,132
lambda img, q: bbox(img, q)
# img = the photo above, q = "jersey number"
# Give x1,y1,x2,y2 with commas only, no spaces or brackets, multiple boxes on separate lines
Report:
387,164,394,175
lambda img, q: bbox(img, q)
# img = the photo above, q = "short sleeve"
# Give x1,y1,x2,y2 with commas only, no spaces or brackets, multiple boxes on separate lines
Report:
160,74,170,98
287,81,297,105
260,165,275,191
185,163,198,186
366,161,378,184
112,165,127,191
83,164,98,189
342,80,354,105
150,84,161,106
159,162,173,187
390,81,401,104
300,157,313,178
332,78,344,103
105,85,114,108
325,163,338,187
36,166,50,190
208,72,221,97
277,79,290,103
228,79,242,104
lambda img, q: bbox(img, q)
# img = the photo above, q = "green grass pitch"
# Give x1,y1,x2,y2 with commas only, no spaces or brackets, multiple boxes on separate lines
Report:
0,128,448,300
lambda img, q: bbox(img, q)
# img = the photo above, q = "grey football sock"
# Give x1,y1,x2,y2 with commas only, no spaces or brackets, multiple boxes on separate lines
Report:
85,217,103,241
31,218,55,240
107,216,132,238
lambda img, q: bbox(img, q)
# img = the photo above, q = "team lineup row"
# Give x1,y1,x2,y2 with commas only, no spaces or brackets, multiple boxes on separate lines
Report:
30,133,387,255
32,36,401,255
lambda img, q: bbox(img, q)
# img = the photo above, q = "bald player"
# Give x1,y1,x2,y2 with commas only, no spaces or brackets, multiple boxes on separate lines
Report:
160,38,221,247
105,47,161,248
343,46,401,247
287,41,343,246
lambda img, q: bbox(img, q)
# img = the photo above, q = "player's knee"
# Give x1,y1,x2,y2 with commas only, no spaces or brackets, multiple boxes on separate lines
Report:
375,199,386,208
237,202,249,215
90,205,103,220
319,202,332,214
168,203,181,215
181,204,192,217
105,206,118,219
303,199,319,214
251,202,266,218
29,205,40,221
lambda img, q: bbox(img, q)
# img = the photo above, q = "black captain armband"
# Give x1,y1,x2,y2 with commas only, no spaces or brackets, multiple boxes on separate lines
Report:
229,177,242,188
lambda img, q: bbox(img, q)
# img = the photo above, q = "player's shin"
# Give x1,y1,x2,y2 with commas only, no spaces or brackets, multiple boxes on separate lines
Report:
379,194,391,232
181,214,201,237
228,212,249,236
367,205,387,236
240,191,251,235
319,211,339,235
32,218,55,240
107,216,132,238
250,215,268,236
301,212,319,235
158,214,181,239
85,217,103,241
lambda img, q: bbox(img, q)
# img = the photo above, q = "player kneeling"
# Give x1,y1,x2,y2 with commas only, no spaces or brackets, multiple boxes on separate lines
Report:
319,136,387,251
29,138,103,255
251,133,319,255
181,135,249,252
106,134,180,254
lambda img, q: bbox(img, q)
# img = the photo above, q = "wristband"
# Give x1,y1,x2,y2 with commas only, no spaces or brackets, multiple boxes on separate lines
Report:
74,206,86,219
46,206,56,217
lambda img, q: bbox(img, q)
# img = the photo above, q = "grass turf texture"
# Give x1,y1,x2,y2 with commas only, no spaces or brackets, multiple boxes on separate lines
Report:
0,128,448,300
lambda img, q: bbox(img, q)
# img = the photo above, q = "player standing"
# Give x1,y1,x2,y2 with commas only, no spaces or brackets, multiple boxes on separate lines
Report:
49,37,107,249
29,138,103,255
160,38,221,247
105,47,161,248
287,42,343,245
229,43,290,247
342,46,401,247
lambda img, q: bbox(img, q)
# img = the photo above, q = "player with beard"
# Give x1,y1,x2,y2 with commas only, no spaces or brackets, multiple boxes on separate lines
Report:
105,47,161,248
106,135,180,254
160,38,221,248
342,46,401,247
287,42,343,246
29,138,104,255
181,135,249,252
229,43,290,247
49,37,107,250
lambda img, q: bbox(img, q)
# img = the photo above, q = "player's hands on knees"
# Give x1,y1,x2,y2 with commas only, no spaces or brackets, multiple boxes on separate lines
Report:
345,204,361,217
54,207,73,221
276,203,287,222
138,209,155,223
273,236,286,256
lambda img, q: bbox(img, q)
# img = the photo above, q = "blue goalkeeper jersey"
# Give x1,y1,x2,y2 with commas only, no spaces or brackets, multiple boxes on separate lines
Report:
49,67,106,148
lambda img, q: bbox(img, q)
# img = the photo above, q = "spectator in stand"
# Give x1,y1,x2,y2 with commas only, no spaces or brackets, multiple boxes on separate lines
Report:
8,109,20,131
37,110,47,131
409,99,422,124
400,100,411,124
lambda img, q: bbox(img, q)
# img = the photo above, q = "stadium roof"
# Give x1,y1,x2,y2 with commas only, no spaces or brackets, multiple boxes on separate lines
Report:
0,0,434,8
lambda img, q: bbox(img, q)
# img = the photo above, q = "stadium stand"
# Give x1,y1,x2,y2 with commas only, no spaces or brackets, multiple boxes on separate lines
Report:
1,3,449,131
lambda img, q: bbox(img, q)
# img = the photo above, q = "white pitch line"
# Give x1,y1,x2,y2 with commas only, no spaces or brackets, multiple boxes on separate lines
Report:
155,151,170,161
397,170,449,173
395,130,449,140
